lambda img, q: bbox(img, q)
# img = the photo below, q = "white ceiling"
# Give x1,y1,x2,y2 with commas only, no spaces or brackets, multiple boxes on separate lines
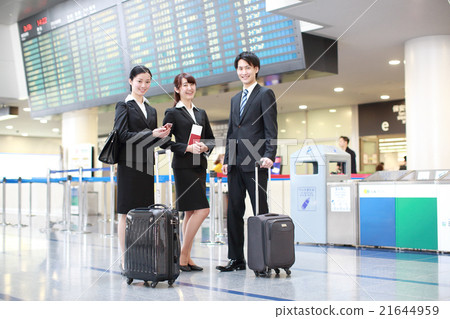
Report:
0,0,67,24
0,0,449,138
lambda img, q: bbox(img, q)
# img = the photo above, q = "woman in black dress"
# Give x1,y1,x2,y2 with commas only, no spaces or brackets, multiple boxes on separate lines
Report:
163,73,215,271
114,66,171,269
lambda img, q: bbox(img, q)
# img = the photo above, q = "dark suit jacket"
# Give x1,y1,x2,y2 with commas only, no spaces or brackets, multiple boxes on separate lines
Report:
162,106,215,169
224,84,278,172
114,99,159,164
346,147,357,174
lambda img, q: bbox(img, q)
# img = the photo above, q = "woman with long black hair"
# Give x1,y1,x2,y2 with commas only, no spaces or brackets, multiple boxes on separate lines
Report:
114,65,171,270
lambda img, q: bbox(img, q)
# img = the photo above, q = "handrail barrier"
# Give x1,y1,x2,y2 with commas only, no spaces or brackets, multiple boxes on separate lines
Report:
203,172,226,245
1,168,233,238
206,171,217,244
216,175,226,243
1,167,117,236
2,177,8,226
60,175,72,232
15,177,26,228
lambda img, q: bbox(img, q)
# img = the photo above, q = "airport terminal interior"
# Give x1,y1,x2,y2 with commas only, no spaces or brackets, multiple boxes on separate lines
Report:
1,0,450,304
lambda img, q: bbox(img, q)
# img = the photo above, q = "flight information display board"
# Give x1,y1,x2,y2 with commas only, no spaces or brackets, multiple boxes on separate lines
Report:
19,0,305,117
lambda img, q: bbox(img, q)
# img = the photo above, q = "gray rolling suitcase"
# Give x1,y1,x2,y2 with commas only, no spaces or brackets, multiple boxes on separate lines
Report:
123,150,180,287
124,205,180,287
247,162,295,277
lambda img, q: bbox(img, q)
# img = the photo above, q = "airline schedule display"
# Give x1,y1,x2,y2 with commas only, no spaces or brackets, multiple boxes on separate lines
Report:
19,0,305,117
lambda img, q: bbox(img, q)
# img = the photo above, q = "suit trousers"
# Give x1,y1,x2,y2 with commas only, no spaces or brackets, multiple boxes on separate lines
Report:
226,165,269,260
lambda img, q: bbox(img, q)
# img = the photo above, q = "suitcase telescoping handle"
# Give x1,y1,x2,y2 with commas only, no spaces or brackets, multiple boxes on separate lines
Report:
255,161,272,215
155,149,173,207
148,203,169,210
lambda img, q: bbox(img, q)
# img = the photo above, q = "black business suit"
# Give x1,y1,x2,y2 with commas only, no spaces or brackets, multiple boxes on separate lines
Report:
346,147,357,174
114,96,159,214
224,83,278,261
337,147,357,174
163,103,215,211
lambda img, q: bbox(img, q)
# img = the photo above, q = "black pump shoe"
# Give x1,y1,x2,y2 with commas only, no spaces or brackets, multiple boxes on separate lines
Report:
180,264,191,272
188,264,203,271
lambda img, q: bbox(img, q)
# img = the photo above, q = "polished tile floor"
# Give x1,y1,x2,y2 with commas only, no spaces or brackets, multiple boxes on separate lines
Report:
1,214,450,302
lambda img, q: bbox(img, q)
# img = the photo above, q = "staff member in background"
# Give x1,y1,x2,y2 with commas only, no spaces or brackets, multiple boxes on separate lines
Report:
338,136,357,174
375,162,384,171
213,153,225,174
114,65,171,271
217,51,278,272
163,73,215,272
399,156,407,170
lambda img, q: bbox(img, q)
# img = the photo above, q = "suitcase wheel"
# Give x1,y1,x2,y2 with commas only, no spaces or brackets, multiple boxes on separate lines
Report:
126,278,133,285
284,268,292,276
143,281,149,287
254,271,260,277
274,268,280,275
151,281,158,288
168,280,174,287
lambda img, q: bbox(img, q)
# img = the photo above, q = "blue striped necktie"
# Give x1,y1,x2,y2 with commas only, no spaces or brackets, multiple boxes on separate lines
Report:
239,89,248,118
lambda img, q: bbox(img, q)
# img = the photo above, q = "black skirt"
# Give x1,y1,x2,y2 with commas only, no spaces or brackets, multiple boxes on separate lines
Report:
117,162,154,214
173,167,209,211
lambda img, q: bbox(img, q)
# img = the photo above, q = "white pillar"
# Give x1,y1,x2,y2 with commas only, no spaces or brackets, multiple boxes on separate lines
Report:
405,35,450,170
61,108,98,169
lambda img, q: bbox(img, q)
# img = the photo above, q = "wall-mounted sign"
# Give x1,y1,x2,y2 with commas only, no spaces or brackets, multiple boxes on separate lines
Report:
358,100,406,136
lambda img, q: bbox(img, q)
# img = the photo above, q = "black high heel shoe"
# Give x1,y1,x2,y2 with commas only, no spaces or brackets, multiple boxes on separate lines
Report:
179,264,191,272
188,263,203,271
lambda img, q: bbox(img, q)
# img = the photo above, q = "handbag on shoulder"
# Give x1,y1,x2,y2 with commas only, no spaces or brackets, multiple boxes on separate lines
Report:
98,129,120,164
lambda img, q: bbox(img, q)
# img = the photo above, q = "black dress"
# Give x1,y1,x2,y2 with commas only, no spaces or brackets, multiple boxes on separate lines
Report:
162,104,215,211
114,98,159,214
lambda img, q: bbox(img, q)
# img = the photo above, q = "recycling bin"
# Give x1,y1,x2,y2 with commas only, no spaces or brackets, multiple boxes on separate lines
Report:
290,144,351,244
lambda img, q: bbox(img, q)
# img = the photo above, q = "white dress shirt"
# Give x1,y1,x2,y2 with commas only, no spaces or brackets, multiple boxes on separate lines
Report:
175,100,199,124
241,81,258,104
125,94,149,119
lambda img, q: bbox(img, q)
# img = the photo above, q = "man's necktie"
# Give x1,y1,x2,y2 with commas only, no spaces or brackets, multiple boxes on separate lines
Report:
239,89,248,118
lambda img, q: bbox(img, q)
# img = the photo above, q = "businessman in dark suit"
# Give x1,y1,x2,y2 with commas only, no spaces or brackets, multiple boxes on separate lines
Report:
217,52,278,272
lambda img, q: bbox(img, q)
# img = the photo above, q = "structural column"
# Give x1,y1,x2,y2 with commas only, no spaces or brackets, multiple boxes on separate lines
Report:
61,108,98,169
405,35,450,170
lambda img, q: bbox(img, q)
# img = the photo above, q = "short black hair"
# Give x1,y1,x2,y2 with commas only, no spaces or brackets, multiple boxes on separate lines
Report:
340,136,350,144
234,51,260,78
129,65,152,91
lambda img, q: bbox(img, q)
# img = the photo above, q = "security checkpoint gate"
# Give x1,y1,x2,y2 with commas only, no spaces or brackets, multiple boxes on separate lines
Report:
290,144,350,244
359,169,450,251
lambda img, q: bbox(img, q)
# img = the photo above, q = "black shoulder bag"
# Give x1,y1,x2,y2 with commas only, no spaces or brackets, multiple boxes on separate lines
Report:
98,129,120,164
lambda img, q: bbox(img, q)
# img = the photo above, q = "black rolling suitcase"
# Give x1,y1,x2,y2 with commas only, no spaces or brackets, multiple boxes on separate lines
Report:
123,150,180,287
247,162,295,277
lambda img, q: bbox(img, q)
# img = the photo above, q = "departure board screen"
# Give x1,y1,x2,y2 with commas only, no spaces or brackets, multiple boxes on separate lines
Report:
19,0,305,117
